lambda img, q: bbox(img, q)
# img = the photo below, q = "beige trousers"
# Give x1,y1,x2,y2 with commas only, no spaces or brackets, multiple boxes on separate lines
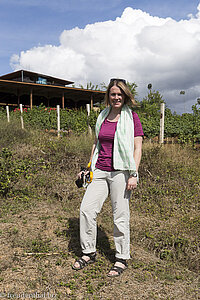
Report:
80,168,131,260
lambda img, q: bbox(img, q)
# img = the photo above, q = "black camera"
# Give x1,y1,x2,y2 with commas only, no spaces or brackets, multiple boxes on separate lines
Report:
75,167,91,188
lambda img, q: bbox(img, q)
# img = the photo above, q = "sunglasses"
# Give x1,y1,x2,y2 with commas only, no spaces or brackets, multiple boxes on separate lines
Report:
110,78,126,84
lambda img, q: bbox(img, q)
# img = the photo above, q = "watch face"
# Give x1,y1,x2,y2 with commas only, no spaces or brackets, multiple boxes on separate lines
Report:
131,172,137,177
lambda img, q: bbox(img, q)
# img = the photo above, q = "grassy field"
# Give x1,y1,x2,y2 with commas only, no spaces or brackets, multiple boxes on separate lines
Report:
0,120,199,299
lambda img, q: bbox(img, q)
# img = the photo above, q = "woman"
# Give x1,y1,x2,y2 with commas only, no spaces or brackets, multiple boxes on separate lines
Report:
72,78,143,277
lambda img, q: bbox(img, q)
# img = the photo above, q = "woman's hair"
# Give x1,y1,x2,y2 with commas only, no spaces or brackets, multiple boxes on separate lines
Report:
104,79,137,107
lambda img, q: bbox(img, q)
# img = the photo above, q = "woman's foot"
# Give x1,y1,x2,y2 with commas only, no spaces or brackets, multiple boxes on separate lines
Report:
107,258,127,277
72,252,96,270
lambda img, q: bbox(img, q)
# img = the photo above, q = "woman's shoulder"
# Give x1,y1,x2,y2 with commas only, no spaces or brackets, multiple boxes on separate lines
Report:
99,106,110,115
97,107,110,120
124,105,140,120
131,110,144,135
131,110,139,119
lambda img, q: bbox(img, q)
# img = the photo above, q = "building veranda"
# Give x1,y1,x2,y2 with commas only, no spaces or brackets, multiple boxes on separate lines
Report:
0,70,105,110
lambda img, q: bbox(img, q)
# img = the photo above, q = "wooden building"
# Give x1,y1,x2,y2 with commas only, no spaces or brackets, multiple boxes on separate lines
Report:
0,70,105,109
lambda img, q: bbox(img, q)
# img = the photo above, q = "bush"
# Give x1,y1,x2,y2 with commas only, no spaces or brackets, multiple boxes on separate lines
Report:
1,103,200,142
0,148,25,196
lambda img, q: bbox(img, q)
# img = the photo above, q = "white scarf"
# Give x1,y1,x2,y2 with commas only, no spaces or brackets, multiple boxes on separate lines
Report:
91,104,136,174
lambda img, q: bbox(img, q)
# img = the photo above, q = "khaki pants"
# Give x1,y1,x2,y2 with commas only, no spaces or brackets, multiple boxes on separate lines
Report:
80,168,131,259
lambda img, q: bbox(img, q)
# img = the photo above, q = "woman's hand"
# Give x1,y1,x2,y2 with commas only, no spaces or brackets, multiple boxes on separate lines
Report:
126,176,137,190
77,171,83,179
77,170,89,179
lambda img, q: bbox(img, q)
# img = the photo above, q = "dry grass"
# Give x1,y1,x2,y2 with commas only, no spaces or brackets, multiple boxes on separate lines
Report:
0,122,199,299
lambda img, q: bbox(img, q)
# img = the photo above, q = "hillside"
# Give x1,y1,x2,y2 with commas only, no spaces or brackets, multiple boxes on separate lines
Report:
0,121,199,299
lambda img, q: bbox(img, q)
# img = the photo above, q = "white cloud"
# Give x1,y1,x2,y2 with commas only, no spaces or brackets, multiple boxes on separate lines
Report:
11,45,87,80
10,4,200,113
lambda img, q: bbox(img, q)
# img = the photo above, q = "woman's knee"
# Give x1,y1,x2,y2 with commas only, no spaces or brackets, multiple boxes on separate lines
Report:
113,210,129,224
80,204,97,219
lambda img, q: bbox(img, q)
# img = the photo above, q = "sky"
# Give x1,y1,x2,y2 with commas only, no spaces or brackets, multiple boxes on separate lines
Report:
1,0,200,114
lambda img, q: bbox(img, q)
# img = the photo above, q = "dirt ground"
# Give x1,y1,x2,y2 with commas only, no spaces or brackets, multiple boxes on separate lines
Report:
0,132,199,299
0,199,198,300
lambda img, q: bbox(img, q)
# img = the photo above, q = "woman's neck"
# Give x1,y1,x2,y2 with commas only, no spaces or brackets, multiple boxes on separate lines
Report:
107,107,122,122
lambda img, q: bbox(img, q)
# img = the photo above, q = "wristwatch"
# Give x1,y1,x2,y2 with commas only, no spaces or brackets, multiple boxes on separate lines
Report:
130,171,138,178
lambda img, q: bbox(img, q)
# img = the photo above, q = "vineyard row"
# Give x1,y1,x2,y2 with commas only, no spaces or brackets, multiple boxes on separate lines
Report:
0,105,200,144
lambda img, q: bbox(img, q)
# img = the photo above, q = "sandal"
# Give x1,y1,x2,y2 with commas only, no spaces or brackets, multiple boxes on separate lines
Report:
107,258,128,277
72,252,96,270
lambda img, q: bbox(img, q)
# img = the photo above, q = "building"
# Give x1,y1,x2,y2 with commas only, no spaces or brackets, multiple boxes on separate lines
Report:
0,70,105,109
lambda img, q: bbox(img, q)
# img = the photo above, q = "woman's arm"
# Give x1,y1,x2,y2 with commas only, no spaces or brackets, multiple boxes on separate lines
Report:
133,136,143,172
77,137,97,178
126,136,143,190
89,137,97,163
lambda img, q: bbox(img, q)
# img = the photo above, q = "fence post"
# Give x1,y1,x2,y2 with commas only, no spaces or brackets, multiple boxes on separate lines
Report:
20,104,24,129
159,103,165,144
57,105,60,137
86,104,92,135
6,106,10,123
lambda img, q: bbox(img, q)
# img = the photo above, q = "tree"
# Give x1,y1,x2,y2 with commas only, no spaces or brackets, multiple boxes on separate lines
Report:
139,90,165,117
79,82,100,90
127,82,138,98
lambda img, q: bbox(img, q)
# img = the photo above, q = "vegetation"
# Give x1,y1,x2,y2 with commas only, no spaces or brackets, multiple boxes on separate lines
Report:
0,119,199,299
1,83,199,144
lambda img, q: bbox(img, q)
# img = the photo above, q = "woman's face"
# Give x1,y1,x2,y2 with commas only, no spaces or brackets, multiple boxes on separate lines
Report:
109,85,125,110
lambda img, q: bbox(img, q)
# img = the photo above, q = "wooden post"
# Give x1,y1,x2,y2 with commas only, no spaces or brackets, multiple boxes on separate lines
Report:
6,106,10,122
20,104,24,129
86,104,92,135
30,89,33,110
62,92,65,109
90,94,93,110
86,103,90,116
57,105,60,137
159,103,165,144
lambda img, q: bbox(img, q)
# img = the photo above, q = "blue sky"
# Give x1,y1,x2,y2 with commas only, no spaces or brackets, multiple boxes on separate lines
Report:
1,0,199,75
0,0,200,112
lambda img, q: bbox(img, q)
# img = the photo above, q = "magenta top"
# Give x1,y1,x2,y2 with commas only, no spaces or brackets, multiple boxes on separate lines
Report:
95,111,144,171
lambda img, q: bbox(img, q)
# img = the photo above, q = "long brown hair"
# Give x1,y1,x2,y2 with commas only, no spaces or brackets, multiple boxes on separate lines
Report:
104,79,137,107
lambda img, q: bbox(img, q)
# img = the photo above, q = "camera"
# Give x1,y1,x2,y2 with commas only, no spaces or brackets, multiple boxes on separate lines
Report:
75,167,92,188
